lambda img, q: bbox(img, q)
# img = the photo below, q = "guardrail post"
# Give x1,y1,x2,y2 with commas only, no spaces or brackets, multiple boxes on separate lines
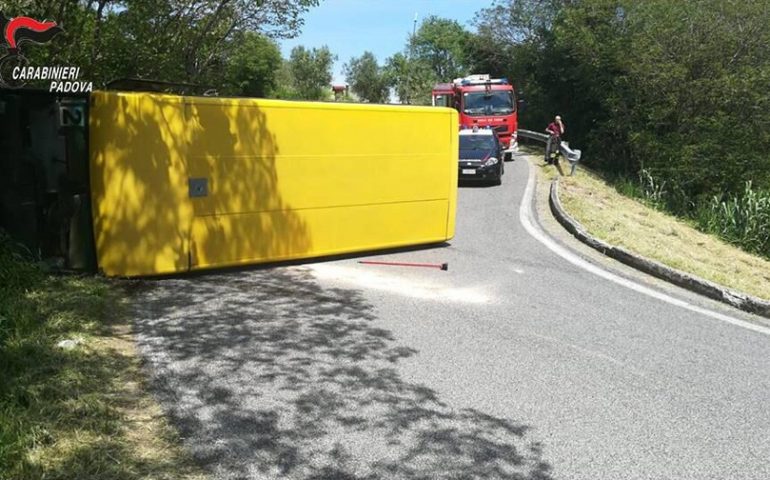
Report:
517,129,582,176
559,141,582,176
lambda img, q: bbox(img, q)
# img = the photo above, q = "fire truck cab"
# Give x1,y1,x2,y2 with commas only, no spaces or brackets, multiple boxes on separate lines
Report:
432,74,519,160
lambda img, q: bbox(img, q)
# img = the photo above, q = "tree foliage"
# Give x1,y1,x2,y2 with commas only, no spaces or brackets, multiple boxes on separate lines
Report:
553,0,770,197
343,52,389,103
470,0,770,256
469,0,569,128
410,15,471,81
382,16,471,104
287,45,335,100
221,31,282,98
474,0,563,45
472,0,770,197
380,52,433,105
2,0,319,91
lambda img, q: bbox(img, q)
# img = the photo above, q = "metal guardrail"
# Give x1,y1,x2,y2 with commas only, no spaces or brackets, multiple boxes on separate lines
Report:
518,129,582,176
518,129,550,143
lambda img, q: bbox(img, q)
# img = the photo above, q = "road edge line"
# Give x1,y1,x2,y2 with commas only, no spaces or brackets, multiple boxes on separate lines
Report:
518,160,770,337
549,178,770,319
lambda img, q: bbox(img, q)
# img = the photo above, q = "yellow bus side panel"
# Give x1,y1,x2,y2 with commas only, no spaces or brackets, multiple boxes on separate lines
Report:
89,92,193,277
190,200,449,270
90,91,457,276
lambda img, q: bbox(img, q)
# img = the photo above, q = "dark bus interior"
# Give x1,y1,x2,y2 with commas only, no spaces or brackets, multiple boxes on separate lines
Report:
0,89,95,271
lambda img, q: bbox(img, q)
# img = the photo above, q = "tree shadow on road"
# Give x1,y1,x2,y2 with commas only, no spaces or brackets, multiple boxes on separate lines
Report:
128,267,553,479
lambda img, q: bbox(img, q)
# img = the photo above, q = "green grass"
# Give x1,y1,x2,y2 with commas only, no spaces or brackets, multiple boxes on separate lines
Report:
541,166,770,301
0,233,205,480
599,168,770,261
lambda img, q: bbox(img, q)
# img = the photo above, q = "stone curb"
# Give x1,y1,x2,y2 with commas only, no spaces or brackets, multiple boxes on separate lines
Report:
549,179,770,319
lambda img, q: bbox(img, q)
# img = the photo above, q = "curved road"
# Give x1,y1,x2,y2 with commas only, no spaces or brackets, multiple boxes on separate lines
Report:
134,156,770,480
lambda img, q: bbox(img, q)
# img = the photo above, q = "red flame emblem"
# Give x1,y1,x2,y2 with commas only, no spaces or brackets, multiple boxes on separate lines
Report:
0,13,63,52
5,17,58,49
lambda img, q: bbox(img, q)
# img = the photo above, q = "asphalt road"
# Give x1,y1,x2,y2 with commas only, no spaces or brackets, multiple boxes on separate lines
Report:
132,155,770,480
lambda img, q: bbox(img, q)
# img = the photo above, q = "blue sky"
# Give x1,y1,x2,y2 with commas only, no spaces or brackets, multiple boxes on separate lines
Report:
280,0,497,84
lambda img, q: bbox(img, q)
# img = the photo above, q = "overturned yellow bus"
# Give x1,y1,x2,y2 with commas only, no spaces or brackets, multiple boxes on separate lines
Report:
0,87,458,277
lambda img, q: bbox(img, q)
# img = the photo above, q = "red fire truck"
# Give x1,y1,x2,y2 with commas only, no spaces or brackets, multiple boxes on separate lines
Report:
432,74,520,159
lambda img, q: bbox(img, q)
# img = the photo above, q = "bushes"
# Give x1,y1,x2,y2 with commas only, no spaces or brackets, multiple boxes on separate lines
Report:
473,0,770,197
0,233,41,291
501,0,770,195
0,233,43,347
490,0,770,261
697,183,770,258
609,173,770,260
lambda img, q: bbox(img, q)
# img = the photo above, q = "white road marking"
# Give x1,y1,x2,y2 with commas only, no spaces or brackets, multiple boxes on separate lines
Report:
519,161,770,337
306,264,490,304
527,332,648,378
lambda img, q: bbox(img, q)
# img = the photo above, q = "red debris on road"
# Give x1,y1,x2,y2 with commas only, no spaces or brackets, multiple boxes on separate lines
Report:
358,260,449,271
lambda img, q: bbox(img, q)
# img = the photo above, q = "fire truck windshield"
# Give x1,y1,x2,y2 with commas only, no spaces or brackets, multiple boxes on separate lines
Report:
462,91,514,116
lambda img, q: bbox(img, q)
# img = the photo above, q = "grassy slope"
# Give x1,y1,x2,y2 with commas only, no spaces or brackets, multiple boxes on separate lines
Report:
0,260,205,480
541,164,770,302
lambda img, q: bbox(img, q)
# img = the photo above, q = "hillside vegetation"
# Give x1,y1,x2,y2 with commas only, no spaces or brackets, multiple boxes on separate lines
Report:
551,167,770,302
470,0,770,259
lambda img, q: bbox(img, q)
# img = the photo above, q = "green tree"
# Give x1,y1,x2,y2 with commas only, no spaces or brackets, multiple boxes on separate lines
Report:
474,0,565,45
549,0,770,197
219,31,282,97
272,60,301,99
410,16,471,81
469,0,570,129
287,45,336,100
1,0,320,88
344,51,389,103
383,52,433,105
554,0,770,255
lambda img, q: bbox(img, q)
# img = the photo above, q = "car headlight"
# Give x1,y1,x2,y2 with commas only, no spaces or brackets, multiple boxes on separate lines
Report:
483,157,499,166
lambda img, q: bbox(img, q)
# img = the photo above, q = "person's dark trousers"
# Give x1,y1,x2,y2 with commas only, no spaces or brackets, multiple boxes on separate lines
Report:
546,135,561,164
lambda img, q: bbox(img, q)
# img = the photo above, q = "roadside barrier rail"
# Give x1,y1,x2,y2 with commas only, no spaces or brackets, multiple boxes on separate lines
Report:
518,129,582,175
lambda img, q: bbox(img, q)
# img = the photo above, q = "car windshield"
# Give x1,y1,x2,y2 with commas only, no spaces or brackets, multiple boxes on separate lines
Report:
462,91,514,116
460,135,497,151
